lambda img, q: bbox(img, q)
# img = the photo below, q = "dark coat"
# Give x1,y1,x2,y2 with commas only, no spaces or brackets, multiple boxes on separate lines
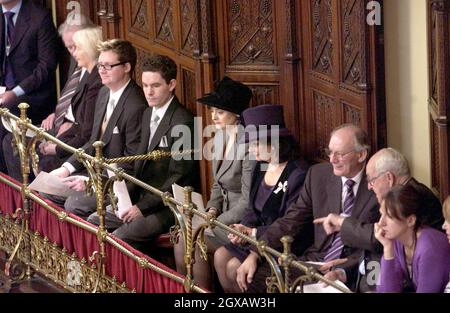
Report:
0,0,58,123
39,69,102,171
226,159,309,262
130,96,198,216
256,163,380,259
66,80,147,174
55,69,102,158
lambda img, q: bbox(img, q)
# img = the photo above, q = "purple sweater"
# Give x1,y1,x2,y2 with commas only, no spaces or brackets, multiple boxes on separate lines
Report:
378,227,450,293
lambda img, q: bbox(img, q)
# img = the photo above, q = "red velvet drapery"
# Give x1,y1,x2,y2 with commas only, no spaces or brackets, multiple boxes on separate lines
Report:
0,173,185,293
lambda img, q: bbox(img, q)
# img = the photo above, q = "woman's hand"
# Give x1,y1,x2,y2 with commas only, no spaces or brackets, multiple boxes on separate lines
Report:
374,222,394,260
228,224,253,245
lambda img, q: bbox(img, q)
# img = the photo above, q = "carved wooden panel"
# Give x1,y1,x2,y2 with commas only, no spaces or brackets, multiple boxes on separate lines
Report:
180,0,199,56
248,85,278,107
155,0,175,48
311,0,334,76
302,0,385,161
342,101,362,126
227,0,275,66
341,0,368,90
130,0,150,37
181,68,197,115
314,90,337,157
135,47,153,86
431,122,441,191
427,0,450,200
55,0,387,203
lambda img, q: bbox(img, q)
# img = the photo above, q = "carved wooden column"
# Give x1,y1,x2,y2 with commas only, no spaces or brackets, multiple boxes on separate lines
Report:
279,0,304,151
427,0,450,200
197,0,218,197
97,0,122,39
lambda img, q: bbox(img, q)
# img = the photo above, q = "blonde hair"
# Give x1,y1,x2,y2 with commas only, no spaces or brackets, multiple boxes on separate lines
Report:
72,26,103,61
97,39,137,72
443,196,450,222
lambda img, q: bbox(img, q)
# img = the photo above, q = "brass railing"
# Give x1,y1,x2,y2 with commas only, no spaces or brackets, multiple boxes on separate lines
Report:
0,104,350,293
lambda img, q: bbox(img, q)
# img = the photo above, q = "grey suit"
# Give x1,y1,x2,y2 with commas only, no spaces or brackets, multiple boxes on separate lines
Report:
205,129,255,247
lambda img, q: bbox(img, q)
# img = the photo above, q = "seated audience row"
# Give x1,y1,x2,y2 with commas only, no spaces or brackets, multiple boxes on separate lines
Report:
0,15,447,293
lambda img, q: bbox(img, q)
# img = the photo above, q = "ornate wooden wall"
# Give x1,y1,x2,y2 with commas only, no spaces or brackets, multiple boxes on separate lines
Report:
53,0,387,198
300,0,386,161
427,0,450,200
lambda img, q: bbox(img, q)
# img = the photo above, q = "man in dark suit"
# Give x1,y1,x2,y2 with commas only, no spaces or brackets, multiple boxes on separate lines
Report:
320,147,443,292
238,124,380,293
0,0,58,171
50,39,147,213
87,54,197,252
2,13,95,180
0,0,58,120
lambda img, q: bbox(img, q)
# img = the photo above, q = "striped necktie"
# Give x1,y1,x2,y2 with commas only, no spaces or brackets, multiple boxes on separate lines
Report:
323,179,356,262
54,67,83,131
3,12,15,89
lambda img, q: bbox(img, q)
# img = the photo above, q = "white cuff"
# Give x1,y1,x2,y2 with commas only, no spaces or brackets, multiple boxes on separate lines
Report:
62,162,76,175
251,228,257,239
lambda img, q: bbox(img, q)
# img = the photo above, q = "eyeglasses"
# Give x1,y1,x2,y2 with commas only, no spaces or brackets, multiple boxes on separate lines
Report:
367,171,387,186
96,61,127,71
324,148,355,160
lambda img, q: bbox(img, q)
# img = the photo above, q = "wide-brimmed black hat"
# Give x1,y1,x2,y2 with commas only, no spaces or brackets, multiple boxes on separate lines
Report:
197,76,252,115
240,104,292,143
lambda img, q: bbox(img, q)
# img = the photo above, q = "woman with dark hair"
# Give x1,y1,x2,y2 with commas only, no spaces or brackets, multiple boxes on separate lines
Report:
173,76,255,290
213,104,309,292
375,184,450,293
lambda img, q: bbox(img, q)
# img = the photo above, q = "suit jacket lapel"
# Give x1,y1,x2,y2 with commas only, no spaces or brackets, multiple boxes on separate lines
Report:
9,3,30,54
326,173,342,215
215,131,239,180
101,83,132,145
70,71,89,112
135,109,151,177
352,173,372,219
92,91,109,139
148,98,178,152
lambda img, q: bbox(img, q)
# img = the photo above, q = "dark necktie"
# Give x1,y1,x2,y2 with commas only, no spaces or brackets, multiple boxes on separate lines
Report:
53,67,82,131
323,179,356,261
3,11,15,89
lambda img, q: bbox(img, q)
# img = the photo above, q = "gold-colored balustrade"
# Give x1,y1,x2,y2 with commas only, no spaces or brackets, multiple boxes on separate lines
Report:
0,104,351,293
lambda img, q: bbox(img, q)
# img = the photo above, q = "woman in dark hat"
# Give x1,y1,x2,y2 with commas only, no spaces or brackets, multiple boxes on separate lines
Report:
174,76,255,290
213,104,310,292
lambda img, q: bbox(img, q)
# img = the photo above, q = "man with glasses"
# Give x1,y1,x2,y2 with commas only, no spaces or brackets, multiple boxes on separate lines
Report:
320,147,443,292
240,124,379,293
50,39,147,219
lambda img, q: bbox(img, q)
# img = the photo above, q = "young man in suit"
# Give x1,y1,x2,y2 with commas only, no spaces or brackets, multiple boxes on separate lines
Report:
87,54,197,252
237,124,380,293
0,0,58,171
51,39,147,216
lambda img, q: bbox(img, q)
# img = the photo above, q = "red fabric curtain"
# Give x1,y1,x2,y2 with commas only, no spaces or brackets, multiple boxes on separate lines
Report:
0,174,185,293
